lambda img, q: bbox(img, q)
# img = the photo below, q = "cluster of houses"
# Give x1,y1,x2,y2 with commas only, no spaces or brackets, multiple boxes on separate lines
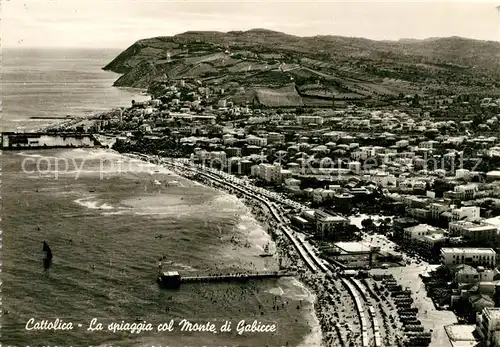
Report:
425,246,500,347
63,78,500,347
76,80,500,250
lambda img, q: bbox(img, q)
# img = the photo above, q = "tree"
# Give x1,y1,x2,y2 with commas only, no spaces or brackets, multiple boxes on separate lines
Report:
361,218,374,232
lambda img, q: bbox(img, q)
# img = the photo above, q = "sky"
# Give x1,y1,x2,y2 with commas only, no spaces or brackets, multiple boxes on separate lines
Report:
3,0,500,49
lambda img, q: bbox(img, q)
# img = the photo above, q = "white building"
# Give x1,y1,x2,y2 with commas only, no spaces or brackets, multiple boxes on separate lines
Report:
371,172,397,187
451,206,480,221
477,307,500,346
246,135,267,147
258,163,282,183
267,132,285,144
403,224,438,242
210,151,227,166
296,115,324,125
395,139,409,148
455,169,471,180
440,248,496,267
448,221,497,245
351,146,376,161
222,134,235,145
314,210,350,239
285,178,301,187
419,140,438,149
348,161,361,174
454,184,478,200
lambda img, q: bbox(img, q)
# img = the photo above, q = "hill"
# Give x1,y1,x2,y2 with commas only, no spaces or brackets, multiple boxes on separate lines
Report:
104,29,500,104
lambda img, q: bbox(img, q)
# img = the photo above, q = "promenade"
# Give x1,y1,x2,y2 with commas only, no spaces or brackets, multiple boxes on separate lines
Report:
148,156,444,347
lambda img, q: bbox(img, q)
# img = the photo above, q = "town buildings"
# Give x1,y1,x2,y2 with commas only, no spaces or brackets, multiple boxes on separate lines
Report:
441,248,497,268
476,307,500,347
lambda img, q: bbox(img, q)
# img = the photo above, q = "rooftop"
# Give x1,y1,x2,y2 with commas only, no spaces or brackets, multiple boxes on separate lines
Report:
483,307,500,320
423,233,447,241
404,224,436,234
441,248,496,255
465,225,497,232
335,242,372,254
485,216,500,229
162,271,180,277
445,324,478,347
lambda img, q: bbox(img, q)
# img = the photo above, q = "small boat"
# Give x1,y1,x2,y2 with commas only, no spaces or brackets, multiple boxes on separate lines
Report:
42,241,53,270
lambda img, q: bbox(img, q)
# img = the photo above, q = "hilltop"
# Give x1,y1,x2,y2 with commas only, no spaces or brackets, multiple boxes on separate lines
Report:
103,29,500,106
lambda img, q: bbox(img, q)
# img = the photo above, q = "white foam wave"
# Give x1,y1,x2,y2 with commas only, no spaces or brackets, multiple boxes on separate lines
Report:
74,197,114,210
289,278,323,347
160,260,197,272
16,152,44,158
101,211,127,216
266,286,285,296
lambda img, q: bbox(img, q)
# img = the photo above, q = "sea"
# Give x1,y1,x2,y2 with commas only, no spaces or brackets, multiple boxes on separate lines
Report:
2,48,149,132
1,49,321,347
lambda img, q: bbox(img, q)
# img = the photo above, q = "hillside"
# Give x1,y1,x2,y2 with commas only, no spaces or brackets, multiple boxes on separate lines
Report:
104,29,500,104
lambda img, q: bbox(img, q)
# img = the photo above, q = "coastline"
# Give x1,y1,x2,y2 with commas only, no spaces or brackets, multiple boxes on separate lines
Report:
121,151,326,347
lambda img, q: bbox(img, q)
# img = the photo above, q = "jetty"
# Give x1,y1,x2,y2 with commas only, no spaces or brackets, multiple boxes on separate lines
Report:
157,270,296,289
1,132,103,149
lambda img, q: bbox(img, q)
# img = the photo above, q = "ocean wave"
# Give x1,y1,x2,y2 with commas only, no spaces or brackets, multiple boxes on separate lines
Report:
298,313,323,347
11,118,53,122
286,278,323,347
283,277,315,302
74,197,114,210
265,286,285,296
160,260,197,272
16,152,44,158
101,211,128,216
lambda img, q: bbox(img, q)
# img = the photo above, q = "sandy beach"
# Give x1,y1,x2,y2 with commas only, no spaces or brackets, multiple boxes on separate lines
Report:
140,154,328,346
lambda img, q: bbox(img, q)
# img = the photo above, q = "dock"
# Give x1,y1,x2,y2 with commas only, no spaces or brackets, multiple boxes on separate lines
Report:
157,270,296,289
1,132,103,149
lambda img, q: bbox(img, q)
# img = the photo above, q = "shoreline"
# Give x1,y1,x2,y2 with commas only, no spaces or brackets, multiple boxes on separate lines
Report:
124,152,326,347
9,146,323,347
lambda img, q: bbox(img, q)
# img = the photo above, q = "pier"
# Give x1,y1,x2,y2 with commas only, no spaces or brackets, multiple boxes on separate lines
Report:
1,132,103,149
157,270,296,289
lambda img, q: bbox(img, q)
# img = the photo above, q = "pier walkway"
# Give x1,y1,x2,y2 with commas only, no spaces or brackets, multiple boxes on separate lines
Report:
1,132,103,149
181,271,296,283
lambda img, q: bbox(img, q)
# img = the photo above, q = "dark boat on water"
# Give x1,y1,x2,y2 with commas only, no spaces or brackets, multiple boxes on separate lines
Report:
42,241,52,270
